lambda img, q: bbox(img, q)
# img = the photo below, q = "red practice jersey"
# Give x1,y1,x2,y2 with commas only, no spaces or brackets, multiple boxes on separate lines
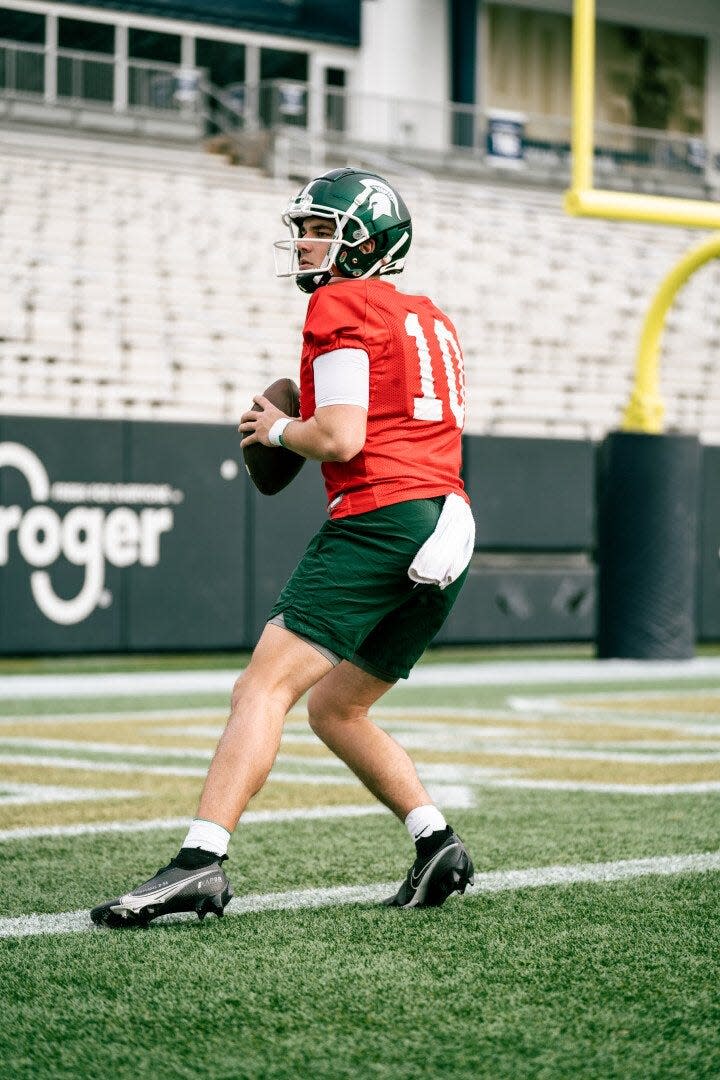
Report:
300,277,468,519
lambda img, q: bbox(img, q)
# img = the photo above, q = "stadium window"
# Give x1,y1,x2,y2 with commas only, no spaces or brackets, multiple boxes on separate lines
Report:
58,18,114,55
325,67,346,133
57,18,114,103
0,7,44,94
128,28,181,65
598,23,705,137
0,8,44,43
259,48,308,128
126,29,181,110
196,38,246,137
260,48,308,83
195,39,245,89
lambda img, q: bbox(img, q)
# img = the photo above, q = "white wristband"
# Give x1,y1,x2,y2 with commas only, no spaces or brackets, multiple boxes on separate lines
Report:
268,417,293,447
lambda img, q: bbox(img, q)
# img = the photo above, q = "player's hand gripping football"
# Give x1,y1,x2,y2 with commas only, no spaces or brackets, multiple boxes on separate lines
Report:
240,378,304,496
239,395,287,448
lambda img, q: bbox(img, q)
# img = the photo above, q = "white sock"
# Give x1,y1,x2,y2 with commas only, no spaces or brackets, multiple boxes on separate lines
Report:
404,805,448,842
182,818,231,857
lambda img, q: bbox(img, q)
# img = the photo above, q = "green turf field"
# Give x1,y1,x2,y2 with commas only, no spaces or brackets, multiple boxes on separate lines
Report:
0,654,718,1079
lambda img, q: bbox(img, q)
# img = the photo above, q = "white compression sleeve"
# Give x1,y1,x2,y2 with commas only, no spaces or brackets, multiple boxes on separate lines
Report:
313,348,370,408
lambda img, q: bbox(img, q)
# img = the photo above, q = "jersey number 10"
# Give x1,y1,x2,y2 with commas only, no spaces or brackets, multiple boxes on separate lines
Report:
405,313,466,428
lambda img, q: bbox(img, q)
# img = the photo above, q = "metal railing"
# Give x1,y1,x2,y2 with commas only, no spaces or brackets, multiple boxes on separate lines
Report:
0,38,201,116
260,87,714,183
128,61,189,112
56,48,113,104
0,39,44,97
0,38,715,187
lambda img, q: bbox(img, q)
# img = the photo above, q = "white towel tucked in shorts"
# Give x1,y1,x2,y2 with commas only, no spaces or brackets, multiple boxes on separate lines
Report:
408,493,475,589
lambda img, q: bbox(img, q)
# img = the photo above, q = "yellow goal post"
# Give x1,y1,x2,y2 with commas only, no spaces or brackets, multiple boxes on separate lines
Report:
563,0,720,433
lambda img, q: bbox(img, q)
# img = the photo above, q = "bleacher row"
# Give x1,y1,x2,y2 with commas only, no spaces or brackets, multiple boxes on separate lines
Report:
1,133,719,442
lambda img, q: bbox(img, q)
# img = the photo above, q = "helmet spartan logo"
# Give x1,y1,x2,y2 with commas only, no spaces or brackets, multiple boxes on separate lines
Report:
358,179,400,221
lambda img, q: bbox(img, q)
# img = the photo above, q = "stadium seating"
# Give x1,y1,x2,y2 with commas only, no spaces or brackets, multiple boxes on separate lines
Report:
1,129,719,441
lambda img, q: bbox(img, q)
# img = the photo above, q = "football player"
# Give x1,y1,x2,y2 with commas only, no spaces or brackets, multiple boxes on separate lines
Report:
91,168,476,928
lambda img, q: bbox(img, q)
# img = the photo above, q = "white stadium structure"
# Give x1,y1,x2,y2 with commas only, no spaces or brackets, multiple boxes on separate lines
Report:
1,0,720,441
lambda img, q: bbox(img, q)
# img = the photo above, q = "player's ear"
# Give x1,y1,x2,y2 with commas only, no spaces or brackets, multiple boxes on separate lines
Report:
359,238,376,254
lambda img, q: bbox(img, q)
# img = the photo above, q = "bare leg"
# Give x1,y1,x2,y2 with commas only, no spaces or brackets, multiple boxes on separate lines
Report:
307,660,432,820
196,623,333,831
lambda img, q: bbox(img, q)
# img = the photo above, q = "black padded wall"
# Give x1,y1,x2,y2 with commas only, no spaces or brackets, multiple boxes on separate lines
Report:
596,431,701,659
1,418,716,653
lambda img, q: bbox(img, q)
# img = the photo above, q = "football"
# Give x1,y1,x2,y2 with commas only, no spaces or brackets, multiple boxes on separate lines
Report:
242,377,305,495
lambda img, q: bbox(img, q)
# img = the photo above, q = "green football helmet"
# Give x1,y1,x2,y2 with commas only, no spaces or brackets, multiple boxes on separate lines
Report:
274,167,413,293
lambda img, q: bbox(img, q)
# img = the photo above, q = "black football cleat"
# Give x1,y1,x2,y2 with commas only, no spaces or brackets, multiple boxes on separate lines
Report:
90,856,233,929
384,829,475,909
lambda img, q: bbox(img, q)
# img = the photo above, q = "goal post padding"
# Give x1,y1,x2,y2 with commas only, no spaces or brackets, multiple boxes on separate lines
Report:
596,431,701,659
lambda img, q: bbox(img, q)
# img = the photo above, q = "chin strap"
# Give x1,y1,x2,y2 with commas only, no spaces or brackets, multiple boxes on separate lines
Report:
296,269,333,294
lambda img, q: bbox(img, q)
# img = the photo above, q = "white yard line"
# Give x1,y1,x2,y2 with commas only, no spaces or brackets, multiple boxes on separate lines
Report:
0,772,716,846
0,803,390,843
0,738,344,766
508,695,720,727
1,850,718,940
509,692,718,709
0,709,464,728
1,705,717,736
0,783,139,805
1,657,719,700
0,753,210,776
0,753,358,784
482,779,720,794
4,735,719,766
0,671,239,699
407,659,720,687
0,738,218,757
464,747,720,763
511,687,720,706
0,707,232,727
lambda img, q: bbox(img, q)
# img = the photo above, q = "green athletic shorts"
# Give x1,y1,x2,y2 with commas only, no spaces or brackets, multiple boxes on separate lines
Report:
268,497,469,682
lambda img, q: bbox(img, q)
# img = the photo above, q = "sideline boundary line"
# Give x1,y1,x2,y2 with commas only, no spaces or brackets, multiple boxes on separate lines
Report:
1,657,720,699
1,850,718,940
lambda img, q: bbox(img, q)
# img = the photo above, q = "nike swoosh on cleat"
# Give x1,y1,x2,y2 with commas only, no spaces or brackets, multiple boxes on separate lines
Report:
116,868,220,913
409,841,461,890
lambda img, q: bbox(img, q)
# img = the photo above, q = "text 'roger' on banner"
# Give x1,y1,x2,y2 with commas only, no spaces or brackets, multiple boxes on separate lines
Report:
0,416,248,653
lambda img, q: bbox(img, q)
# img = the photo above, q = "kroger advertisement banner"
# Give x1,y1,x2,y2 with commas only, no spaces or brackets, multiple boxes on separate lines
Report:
0,417,243,653
1,417,718,653
1,417,127,652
